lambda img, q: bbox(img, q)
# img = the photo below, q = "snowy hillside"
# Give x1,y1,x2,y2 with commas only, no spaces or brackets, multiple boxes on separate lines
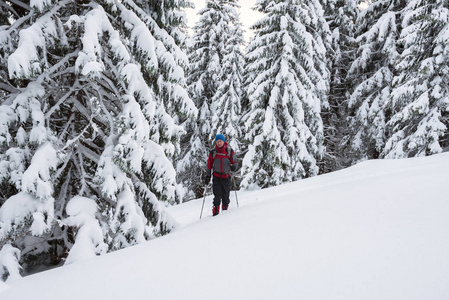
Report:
1,153,449,300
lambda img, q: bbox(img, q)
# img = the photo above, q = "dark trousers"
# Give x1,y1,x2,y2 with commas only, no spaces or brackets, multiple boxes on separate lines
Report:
212,176,231,207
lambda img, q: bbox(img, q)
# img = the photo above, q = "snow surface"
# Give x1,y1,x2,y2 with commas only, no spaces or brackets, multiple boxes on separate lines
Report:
1,153,449,300
0,281,8,293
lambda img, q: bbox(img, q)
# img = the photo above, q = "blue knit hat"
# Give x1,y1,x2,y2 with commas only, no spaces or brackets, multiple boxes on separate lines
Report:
215,134,225,142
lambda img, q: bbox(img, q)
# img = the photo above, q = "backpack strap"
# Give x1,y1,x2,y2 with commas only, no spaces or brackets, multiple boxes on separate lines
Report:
211,146,232,160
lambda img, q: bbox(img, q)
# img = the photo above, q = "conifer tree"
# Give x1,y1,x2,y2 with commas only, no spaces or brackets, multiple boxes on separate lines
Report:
126,0,197,159
179,0,242,198
210,13,245,152
346,0,405,162
241,0,330,189
383,0,449,158
321,0,358,172
0,0,191,278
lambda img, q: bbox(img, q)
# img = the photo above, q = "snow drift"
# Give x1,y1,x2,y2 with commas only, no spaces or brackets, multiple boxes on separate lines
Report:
1,153,448,300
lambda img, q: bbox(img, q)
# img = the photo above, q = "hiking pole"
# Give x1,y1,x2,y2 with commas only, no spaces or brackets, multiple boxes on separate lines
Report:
232,176,239,207
234,189,239,208
200,185,208,219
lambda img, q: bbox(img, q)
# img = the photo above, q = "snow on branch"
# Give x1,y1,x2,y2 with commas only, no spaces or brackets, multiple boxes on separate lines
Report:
0,192,54,240
0,145,58,239
64,196,107,264
117,2,158,71
30,0,52,12
8,16,54,79
21,142,59,201
75,5,130,79
0,244,22,282
7,0,70,79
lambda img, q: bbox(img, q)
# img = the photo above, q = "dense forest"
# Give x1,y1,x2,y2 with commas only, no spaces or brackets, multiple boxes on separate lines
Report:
0,0,448,280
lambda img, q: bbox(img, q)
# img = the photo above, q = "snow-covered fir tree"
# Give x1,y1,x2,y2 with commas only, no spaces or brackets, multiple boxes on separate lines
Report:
0,0,191,279
210,18,245,153
126,0,197,159
241,0,330,189
321,0,359,172
179,0,243,198
383,0,449,158
346,0,405,162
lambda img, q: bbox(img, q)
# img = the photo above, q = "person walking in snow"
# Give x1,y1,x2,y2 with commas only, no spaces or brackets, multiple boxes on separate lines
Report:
204,134,238,216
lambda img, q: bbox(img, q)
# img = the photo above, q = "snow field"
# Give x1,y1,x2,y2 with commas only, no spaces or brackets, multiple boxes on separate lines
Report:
1,153,449,300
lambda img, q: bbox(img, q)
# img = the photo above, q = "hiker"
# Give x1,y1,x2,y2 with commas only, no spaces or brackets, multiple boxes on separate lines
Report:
204,134,238,216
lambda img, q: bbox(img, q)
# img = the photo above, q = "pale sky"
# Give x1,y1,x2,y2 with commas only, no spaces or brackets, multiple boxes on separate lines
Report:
185,0,264,42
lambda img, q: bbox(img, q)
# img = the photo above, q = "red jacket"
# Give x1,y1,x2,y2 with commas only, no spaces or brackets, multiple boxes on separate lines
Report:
207,142,236,178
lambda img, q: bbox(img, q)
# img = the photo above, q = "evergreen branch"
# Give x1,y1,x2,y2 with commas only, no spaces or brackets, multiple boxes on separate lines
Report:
61,109,99,151
6,0,30,12
44,88,75,119
0,83,19,94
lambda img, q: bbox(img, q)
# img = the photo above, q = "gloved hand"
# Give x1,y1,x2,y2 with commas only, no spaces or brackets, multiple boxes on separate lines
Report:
204,173,211,184
231,163,238,172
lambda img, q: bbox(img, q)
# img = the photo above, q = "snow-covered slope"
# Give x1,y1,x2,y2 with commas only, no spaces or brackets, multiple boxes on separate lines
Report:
1,154,449,300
